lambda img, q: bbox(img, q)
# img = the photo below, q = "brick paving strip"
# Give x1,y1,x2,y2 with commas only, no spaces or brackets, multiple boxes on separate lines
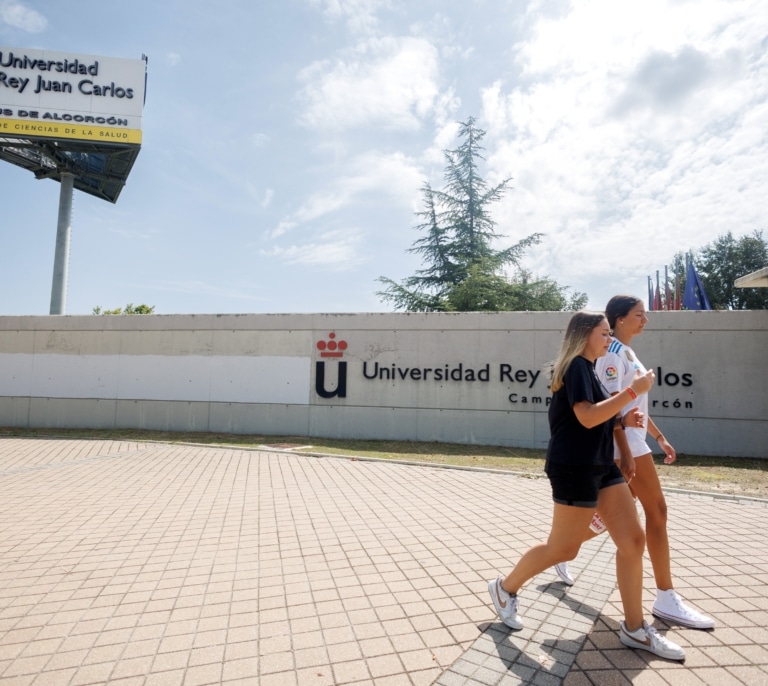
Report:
0,438,766,686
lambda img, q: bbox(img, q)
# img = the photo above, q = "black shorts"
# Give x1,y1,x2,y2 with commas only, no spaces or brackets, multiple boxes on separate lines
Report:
545,461,625,508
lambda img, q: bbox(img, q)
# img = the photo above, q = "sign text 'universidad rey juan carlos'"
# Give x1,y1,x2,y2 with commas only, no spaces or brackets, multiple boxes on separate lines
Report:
0,47,145,145
313,332,695,409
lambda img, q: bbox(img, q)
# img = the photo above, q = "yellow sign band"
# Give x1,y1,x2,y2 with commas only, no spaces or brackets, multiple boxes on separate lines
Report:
0,117,142,145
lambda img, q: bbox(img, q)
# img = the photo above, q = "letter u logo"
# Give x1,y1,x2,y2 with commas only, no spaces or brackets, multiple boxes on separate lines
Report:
315,361,347,398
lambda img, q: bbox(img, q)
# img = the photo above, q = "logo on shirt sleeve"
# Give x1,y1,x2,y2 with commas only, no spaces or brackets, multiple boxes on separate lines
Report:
604,365,618,381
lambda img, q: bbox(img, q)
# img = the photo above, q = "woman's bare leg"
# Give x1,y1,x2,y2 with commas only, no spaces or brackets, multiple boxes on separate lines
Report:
596,482,646,630
630,453,672,590
502,503,593,594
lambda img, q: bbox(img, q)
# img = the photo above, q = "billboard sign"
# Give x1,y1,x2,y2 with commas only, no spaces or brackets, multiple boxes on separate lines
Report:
0,47,145,145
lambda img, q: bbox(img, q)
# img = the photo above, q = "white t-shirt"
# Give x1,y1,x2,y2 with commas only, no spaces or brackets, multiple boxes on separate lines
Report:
595,338,652,459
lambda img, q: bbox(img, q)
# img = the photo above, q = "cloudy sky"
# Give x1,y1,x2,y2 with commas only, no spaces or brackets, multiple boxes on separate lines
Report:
1,0,766,315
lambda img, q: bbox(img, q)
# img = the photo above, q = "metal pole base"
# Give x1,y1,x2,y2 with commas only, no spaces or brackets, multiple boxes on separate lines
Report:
50,173,75,315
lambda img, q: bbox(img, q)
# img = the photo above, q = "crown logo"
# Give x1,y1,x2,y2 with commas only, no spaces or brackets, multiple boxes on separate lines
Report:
317,332,348,358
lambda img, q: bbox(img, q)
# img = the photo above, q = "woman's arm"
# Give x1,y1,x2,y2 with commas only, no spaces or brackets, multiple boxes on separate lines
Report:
647,417,677,464
612,396,637,481
573,368,655,428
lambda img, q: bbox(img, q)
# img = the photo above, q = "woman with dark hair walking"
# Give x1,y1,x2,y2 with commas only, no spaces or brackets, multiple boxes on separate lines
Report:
553,295,714,630
488,311,686,660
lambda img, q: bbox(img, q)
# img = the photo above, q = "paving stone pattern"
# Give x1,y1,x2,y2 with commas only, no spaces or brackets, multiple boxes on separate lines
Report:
0,438,766,685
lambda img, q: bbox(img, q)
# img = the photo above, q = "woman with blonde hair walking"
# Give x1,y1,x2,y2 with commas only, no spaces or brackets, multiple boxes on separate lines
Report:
488,311,685,660
553,295,714,630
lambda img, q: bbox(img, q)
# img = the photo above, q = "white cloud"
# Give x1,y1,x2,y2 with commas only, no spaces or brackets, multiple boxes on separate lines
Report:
345,150,424,202
611,46,744,117
0,0,46,32
421,119,461,167
260,229,366,269
268,150,421,240
264,150,422,265
166,52,181,67
432,87,461,130
269,220,297,240
298,36,440,131
480,0,768,307
517,0,752,77
251,133,270,147
308,0,391,34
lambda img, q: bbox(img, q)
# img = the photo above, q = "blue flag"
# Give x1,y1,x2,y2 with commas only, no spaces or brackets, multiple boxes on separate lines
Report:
682,261,712,310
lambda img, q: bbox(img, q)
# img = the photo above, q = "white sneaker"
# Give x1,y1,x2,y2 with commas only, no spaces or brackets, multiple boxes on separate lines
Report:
620,620,685,661
652,589,715,629
487,577,523,630
554,562,574,586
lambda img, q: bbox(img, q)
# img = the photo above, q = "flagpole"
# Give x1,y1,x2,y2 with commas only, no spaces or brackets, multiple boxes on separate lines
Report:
648,276,653,310
655,270,661,311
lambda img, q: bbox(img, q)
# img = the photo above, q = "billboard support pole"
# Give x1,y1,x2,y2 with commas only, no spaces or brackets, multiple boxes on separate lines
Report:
50,173,74,315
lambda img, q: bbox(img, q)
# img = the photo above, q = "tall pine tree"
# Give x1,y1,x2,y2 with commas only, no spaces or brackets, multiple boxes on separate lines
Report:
378,117,586,312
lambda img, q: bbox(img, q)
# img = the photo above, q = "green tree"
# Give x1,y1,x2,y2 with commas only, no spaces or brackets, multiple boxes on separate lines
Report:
378,117,585,312
506,270,589,311
447,267,587,312
674,231,768,310
93,303,156,315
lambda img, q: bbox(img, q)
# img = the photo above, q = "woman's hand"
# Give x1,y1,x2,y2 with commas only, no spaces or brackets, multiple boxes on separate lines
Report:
622,407,645,428
629,368,656,395
618,451,636,482
659,436,677,464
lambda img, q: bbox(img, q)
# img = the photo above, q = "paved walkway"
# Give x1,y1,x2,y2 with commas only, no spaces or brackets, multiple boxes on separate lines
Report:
0,438,766,686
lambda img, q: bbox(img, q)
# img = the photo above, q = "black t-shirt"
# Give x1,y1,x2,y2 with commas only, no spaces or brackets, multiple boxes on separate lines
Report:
546,356,615,467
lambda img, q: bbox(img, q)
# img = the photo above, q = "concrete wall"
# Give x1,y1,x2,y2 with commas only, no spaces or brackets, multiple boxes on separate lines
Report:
0,311,765,458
